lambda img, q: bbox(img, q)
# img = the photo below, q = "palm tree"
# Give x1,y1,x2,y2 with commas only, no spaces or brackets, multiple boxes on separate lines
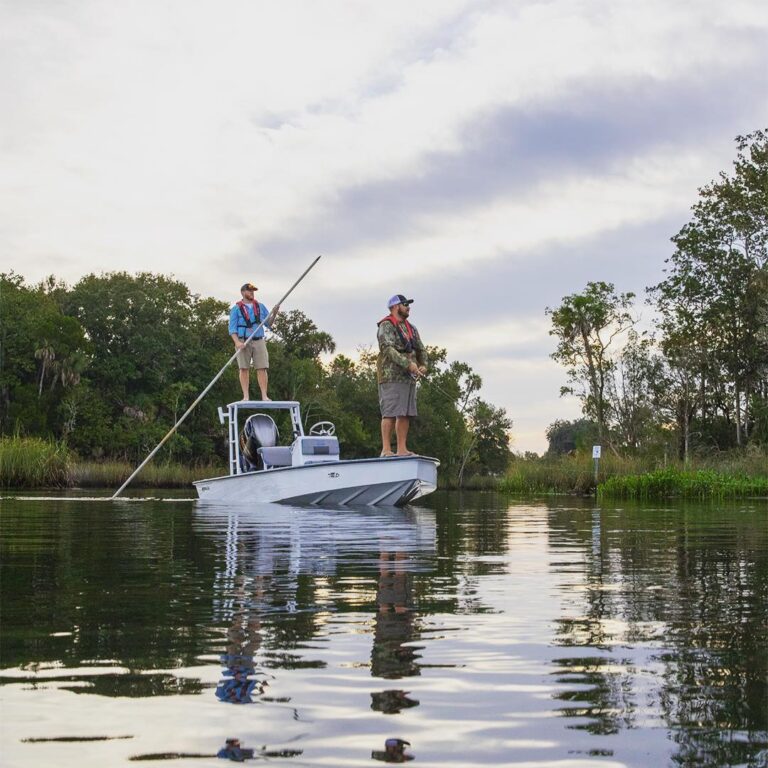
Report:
34,340,55,397
60,351,88,389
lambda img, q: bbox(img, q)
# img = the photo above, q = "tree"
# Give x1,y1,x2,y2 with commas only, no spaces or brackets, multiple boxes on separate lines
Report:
3,270,512,475
650,129,768,448
34,340,55,397
545,418,599,455
546,282,635,442
60,272,230,460
605,332,666,452
270,310,336,359
0,273,89,436
457,399,512,485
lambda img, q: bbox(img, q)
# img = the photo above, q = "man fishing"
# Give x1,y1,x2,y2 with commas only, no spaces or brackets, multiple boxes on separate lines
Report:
377,294,428,457
229,282,279,401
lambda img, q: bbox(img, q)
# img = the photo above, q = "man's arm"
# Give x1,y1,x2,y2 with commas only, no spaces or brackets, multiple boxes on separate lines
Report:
414,328,428,372
261,302,281,329
229,307,244,347
378,324,419,374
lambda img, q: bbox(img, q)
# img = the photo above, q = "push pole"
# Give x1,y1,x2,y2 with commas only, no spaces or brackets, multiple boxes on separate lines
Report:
111,255,322,499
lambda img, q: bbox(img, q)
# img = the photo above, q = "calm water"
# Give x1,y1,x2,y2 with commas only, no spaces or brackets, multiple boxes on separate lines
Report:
1,491,766,767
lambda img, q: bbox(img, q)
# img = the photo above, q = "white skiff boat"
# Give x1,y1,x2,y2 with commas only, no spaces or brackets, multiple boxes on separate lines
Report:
194,400,439,506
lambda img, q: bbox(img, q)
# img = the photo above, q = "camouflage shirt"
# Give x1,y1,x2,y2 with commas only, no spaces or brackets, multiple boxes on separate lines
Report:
376,318,428,384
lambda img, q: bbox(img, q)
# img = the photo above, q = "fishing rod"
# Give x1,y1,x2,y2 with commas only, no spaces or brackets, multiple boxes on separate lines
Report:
413,372,456,402
112,255,322,499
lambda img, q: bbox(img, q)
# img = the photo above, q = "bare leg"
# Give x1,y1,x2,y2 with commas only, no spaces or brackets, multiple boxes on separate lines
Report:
380,417,395,455
256,368,270,401
238,369,250,400
395,416,411,455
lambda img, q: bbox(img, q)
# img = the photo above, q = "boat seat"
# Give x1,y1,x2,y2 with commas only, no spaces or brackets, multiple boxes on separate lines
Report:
257,446,293,468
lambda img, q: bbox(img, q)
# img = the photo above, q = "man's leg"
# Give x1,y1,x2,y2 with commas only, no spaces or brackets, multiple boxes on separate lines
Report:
238,368,250,400
395,416,411,455
256,368,270,401
380,417,395,455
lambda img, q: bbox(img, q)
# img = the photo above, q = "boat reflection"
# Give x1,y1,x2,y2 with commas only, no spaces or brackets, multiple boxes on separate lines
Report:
194,502,437,711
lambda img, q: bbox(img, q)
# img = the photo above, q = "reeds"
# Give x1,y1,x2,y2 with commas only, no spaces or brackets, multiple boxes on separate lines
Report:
0,436,225,489
598,468,768,500
498,453,650,495
498,449,768,498
0,435,72,489
70,461,226,488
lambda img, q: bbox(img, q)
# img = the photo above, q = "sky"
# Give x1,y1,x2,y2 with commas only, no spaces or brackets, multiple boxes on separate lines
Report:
3,0,767,452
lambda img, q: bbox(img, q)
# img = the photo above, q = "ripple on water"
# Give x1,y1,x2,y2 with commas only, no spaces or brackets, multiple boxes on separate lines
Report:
1,493,766,766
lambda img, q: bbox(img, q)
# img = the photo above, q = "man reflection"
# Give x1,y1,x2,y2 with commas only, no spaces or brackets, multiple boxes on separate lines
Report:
371,737,414,762
370,548,422,714
216,574,270,704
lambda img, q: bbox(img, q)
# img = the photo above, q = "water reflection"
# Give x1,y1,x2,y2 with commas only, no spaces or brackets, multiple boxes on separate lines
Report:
372,550,421,681
546,500,768,763
1,493,766,767
371,736,414,762
198,504,438,720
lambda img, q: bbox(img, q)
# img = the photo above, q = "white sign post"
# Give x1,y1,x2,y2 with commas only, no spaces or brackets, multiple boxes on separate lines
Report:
592,445,602,485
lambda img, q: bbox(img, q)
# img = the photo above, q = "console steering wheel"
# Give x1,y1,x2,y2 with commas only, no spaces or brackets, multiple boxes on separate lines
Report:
309,421,336,436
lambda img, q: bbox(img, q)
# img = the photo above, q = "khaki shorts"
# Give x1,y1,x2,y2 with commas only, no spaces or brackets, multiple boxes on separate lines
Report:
236,338,269,370
378,381,417,418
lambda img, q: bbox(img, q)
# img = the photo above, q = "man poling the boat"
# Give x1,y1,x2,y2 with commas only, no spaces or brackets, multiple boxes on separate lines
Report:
229,281,280,401
111,256,321,499
377,294,428,457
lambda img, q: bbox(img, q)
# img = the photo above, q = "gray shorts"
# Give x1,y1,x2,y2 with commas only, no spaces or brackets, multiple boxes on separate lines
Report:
378,381,417,418
236,338,269,369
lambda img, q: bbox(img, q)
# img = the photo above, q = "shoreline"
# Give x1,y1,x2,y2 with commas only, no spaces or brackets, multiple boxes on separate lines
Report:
2,436,766,499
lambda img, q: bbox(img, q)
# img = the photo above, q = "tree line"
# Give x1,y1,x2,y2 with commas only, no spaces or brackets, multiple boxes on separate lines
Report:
0,271,512,481
546,129,768,460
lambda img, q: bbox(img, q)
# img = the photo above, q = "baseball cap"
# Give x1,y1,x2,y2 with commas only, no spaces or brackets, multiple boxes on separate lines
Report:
241,282,257,291
387,294,414,308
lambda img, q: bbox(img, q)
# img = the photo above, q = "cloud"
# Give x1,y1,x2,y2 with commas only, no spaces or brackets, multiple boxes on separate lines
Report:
256,71,766,263
2,0,767,451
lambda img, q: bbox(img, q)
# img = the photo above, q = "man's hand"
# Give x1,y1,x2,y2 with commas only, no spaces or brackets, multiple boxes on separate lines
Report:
235,339,245,349
418,366,427,376
407,362,422,377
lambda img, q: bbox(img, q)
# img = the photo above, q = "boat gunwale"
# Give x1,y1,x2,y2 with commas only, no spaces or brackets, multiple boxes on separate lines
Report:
193,454,440,486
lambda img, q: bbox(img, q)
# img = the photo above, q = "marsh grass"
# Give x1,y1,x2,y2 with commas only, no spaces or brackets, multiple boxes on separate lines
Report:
0,435,71,488
499,449,768,497
71,461,226,488
499,454,650,495
598,468,768,500
440,475,500,491
0,436,224,489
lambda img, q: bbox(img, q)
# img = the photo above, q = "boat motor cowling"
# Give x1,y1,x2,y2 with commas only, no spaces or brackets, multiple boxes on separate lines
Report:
241,414,279,471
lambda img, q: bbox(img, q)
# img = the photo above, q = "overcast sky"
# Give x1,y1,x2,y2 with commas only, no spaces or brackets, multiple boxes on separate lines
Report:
3,0,767,451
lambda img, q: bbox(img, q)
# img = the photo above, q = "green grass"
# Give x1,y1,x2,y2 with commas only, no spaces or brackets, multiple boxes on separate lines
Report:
71,461,226,488
0,435,72,489
498,449,768,497
0,436,225,489
598,468,768,500
499,454,650,495
439,475,500,491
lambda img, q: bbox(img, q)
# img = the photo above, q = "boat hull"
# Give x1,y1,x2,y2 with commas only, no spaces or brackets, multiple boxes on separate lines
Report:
194,455,439,506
